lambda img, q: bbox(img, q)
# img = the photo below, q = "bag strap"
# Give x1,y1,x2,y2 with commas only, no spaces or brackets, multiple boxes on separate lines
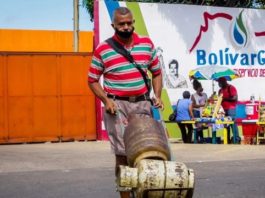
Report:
105,38,151,92
106,38,134,63
174,99,180,114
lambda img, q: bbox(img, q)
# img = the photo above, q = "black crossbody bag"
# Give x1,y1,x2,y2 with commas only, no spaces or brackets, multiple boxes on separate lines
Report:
168,100,180,121
105,38,152,94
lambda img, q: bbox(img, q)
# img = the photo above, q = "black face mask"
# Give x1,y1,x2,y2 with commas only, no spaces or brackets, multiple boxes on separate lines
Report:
115,27,134,39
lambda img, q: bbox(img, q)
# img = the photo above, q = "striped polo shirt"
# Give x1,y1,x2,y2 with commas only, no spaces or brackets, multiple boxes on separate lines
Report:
88,33,161,96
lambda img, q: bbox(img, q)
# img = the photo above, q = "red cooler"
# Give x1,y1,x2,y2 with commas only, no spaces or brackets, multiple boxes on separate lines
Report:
245,102,259,120
242,102,259,143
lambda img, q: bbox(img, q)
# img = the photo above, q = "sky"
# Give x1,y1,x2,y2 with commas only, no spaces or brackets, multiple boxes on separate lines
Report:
0,0,93,31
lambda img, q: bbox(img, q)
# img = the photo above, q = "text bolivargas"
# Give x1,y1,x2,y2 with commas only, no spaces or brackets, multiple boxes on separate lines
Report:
197,48,265,66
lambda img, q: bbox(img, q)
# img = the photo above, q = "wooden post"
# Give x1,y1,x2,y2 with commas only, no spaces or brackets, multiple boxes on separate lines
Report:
73,0,79,52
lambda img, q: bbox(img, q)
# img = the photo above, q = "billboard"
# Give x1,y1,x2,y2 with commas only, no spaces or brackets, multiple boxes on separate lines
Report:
94,0,265,138
96,1,265,101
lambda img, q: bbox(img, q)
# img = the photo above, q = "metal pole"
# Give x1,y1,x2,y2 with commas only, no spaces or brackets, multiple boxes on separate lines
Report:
73,0,79,52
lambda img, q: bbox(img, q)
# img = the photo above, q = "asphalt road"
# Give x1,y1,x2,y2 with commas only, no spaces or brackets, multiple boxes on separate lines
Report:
0,141,265,198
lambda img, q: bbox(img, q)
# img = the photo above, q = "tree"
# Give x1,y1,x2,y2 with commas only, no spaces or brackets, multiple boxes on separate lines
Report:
83,0,265,22
82,0,94,22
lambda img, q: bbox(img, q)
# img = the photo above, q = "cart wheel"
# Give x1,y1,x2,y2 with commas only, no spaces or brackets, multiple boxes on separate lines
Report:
186,188,194,198
130,191,136,198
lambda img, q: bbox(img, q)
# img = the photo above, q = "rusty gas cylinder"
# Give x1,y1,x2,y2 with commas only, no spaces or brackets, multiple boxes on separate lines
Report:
137,159,194,198
118,159,195,198
124,115,171,166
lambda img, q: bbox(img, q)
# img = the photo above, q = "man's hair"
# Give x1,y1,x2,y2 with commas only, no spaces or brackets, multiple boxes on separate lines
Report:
218,77,227,83
112,7,132,23
192,79,202,90
183,90,191,99
169,59,179,69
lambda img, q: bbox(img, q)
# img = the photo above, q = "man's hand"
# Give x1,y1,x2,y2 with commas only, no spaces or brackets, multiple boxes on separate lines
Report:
152,97,164,110
105,98,117,115
88,82,117,115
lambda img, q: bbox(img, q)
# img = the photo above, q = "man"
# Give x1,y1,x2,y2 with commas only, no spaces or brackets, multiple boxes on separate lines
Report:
88,7,163,198
175,90,194,143
218,77,240,144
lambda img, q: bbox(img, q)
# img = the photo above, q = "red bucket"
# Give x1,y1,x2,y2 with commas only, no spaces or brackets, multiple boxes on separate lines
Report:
242,124,258,137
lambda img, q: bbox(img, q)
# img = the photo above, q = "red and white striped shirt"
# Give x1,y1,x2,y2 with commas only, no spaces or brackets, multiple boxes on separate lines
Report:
88,33,161,96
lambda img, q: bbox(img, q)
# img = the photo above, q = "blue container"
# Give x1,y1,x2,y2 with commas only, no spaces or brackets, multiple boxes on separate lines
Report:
152,107,160,120
236,104,247,119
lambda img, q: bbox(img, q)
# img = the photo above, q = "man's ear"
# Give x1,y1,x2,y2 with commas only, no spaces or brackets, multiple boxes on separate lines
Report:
111,23,114,29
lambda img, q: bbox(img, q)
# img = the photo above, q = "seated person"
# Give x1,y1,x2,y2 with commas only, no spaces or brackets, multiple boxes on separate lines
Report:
175,91,194,143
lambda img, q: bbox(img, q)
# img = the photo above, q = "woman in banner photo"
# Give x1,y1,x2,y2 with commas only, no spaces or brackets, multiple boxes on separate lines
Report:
191,79,208,143
88,7,163,198
175,91,194,143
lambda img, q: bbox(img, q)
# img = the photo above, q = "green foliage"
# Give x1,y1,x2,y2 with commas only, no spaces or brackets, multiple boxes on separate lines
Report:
82,0,94,22
255,0,265,8
83,0,265,21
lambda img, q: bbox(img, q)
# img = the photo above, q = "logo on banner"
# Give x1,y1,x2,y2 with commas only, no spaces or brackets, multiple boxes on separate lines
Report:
189,10,265,53
190,10,265,77
231,10,248,48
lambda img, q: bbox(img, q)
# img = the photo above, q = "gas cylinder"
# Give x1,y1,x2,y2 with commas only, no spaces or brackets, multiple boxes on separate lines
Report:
123,115,171,166
119,116,195,197
118,159,195,198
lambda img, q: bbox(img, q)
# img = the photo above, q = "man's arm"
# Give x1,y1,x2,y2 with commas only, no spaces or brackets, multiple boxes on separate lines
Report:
89,82,117,115
189,103,194,120
152,73,163,109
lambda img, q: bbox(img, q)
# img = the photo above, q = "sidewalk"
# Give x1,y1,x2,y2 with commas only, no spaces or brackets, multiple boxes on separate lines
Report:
0,141,265,198
1,141,264,172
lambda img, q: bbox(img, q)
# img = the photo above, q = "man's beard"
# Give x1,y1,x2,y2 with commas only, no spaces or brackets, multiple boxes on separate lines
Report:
115,27,134,39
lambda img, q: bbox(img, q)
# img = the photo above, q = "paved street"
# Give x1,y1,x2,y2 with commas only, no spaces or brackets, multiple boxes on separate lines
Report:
0,141,265,198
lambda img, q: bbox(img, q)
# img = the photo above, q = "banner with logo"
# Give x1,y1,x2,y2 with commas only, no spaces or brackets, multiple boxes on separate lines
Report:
96,1,265,101
94,0,265,138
